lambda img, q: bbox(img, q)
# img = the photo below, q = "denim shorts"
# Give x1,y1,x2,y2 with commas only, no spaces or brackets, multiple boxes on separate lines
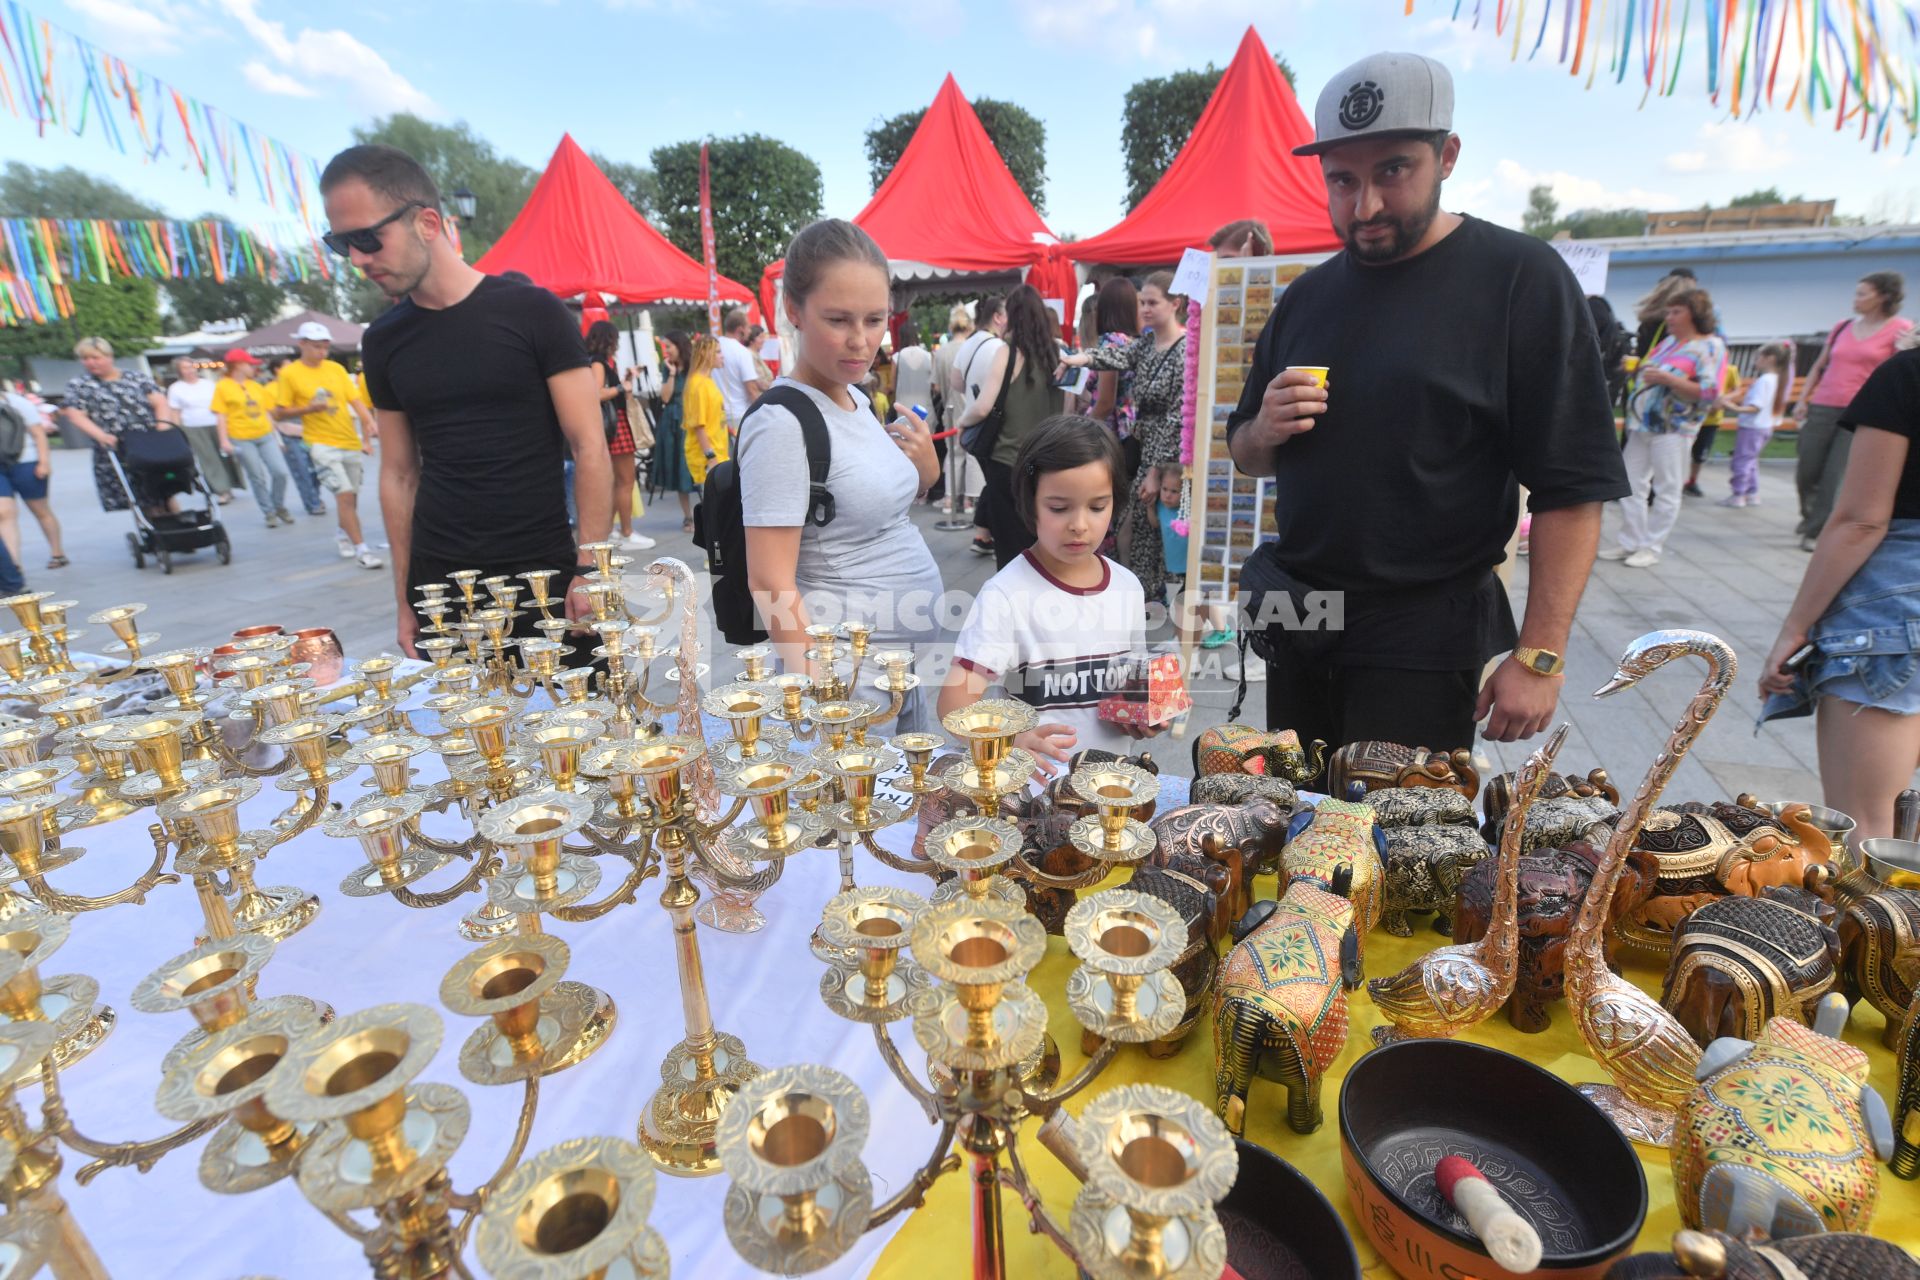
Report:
1762,520,1920,720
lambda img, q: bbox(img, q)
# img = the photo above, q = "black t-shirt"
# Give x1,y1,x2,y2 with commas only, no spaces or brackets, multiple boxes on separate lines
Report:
1839,347,1920,520
1226,215,1630,594
363,276,591,563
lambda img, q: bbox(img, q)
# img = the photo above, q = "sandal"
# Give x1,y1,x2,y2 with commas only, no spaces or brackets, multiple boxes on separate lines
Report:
682,518,695,534
45,555,67,569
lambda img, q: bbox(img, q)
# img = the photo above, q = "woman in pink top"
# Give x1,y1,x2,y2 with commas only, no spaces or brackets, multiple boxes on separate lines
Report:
1794,271,1912,549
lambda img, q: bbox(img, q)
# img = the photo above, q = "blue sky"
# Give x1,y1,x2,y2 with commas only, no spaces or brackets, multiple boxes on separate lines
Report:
5,0,1918,242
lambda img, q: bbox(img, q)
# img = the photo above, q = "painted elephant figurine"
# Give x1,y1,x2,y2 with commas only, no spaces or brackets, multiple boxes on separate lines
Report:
1192,723,1325,787
1673,995,1893,1240
1893,992,1920,1180
1282,799,1386,956
1605,1229,1920,1279
1110,859,1228,1059
1149,798,1291,919
1381,824,1490,937
1212,875,1361,1136
1453,839,1660,1033
1326,741,1479,802
1363,785,1475,829
1661,892,1842,1045
1833,884,1920,1049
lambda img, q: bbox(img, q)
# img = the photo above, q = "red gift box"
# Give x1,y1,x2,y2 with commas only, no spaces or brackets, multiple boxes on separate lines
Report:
1098,654,1192,727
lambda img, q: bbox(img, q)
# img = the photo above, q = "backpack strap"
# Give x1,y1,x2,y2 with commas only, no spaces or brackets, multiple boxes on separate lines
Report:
743,384,835,528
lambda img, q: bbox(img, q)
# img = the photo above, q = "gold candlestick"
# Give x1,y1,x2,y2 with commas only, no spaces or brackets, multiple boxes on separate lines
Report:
440,934,611,1082
153,1002,320,1194
1063,891,1186,1045
717,1064,874,1273
1066,1085,1234,1280
816,886,931,1022
476,1137,669,1279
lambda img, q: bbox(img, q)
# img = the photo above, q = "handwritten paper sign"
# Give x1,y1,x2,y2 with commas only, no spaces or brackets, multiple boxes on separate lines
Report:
1171,247,1213,305
1549,240,1610,296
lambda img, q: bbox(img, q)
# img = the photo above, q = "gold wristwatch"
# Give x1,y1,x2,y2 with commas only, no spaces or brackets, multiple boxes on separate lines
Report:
1511,646,1565,677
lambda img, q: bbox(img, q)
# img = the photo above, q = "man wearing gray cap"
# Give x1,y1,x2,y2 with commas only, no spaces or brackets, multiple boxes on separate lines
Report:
1228,51,1627,760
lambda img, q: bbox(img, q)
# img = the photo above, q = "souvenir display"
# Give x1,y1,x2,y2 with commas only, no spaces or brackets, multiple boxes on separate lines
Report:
1340,1039,1649,1280
1605,1230,1920,1279
1660,891,1843,1045
1147,798,1291,918
1566,630,1736,1147
1191,722,1323,787
1453,839,1660,1033
1326,741,1479,801
1281,798,1387,949
1365,781,1484,936
1482,765,1619,836
1367,728,1565,1042
1212,876,1362,1135
1365,784,1475,828
1187,769,1297,811
1116,861,1227,1058
1828,844,1920,1048
1894,993,1920,1179
1673,995,1892,1239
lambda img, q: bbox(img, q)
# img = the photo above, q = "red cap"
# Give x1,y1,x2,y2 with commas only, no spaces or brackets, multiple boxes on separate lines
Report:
1434,1155,1486,1204
223,348,258,367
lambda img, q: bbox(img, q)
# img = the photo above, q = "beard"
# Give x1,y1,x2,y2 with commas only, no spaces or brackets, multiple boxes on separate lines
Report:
1340,180,1443,264
373,233,433,297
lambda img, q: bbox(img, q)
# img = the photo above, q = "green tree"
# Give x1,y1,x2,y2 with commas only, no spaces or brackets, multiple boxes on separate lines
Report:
1555,208,1649,239
1119,57,1295,211
1729,186,1799,207
591,153,658,221
162,275,285,331
1521,184,1560,236
865,98,1048,213
0,277,160,359
651,136,822,288
351,114,537,261
0,162,159,219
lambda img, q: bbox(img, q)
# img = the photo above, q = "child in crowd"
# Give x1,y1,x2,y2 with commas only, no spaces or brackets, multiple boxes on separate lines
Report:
1719,341,1792,508
940,415,1160,777
1155,464,1188,600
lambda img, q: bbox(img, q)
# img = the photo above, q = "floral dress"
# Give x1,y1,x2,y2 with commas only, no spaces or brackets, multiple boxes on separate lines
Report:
1093,331,1137,438
65,371,162,512
1088,333,1187,602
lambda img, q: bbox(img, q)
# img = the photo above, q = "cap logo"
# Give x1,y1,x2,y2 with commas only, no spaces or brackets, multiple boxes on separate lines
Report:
1338,80,1385,130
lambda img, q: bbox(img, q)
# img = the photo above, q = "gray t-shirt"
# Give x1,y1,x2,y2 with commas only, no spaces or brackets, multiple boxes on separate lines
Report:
738,377,944,644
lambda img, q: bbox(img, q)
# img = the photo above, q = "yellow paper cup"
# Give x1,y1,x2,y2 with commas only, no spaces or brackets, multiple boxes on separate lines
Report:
1622,356,1641,373
1287,365,1330,389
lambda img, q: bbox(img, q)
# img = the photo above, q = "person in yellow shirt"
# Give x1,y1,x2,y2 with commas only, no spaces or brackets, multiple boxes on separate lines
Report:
684,334,729,486
272,321,381,566
211,348,294,528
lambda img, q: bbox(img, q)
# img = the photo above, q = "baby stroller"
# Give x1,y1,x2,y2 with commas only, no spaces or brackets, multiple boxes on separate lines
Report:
105,429,231,574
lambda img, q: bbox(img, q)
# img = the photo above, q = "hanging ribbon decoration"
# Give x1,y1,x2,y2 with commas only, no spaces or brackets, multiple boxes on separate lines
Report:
1406,0,1920,150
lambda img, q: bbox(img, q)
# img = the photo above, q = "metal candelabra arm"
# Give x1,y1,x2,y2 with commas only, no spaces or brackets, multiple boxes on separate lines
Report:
20,828,180,914
401,818,481,860
1021,1038,1120,1114
38,1061,221,1186
450,1074,540,1232
389,850,502,909
855,827,940,878
866,1114,962,1231
200,730,294,779
1009,845,1109,892
549,831,663,923
266,782,331,846
871,1021,941,1124
683,796,749,844
1001,1126,1081,1264
681,817,783,894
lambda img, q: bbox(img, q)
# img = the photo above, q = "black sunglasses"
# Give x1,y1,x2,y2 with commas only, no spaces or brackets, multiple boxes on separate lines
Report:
322,201,424,257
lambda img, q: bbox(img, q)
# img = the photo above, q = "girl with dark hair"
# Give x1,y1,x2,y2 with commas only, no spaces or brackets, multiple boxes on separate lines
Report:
955,285,1067,569
1060,270,1188,601
1087,276,1141,440
739,218,941,725
586,320,652,549
940,414,1157,776
647,330,698,532
1793,271,1913,548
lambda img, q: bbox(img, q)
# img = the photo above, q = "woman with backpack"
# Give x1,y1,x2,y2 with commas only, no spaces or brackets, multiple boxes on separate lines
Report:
1792,272,1912,550
955,285,1066,570
736,218,941,725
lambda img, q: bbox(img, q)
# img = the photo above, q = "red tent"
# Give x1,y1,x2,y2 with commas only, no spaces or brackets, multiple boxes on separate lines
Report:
478,134,755,308
1069,27,1340,267
760,74,1078,330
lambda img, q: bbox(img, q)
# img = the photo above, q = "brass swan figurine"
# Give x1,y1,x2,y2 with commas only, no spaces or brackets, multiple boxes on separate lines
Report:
1567,630,1737,1146
1367,725,1568,1043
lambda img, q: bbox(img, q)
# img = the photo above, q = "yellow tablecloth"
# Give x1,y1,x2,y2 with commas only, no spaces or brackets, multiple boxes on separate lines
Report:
872,870,1920,1279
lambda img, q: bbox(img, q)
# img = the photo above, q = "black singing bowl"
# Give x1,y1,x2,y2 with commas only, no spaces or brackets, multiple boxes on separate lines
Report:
1217,1138,1361,1280
1339,1040,1648,1280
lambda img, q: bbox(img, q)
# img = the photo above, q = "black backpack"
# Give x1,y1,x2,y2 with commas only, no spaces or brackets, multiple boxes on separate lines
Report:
693,385,834,645
0,400,27,468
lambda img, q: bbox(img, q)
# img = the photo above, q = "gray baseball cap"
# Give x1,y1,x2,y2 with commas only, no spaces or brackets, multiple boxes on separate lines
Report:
1293,52,1455,157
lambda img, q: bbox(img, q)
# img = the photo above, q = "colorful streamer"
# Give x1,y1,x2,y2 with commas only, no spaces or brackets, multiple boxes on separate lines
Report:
0,216,334,328
1406,0,1920,149
0,1,325,221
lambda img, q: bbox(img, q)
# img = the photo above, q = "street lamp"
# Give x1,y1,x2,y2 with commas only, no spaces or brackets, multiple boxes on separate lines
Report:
450,186,478,221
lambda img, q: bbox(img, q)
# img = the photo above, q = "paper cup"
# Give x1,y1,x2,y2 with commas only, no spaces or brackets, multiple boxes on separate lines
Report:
1287,366,1330,388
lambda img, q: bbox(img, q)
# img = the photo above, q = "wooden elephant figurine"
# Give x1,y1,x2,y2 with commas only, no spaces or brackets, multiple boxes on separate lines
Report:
1661,892,1842,1046
1107,859,1229,1059
1213,875,1361,1136
1281,799,1386,955
1148,799,1289,921
1363,785,1475,829
1893,992,1920,1180
1192,724,1326,787
1326,741,1478,802
1614,802,1801,961
1483,766,1618,830
1673,997,1893,1239
1453,839,1660,1033
1188,771,1297,814
1832,884,1920,1050
1605,1229,1920,1279
1381,824,1490,937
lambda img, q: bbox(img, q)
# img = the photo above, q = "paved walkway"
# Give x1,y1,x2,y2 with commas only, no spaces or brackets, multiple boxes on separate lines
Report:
36,446,1880,803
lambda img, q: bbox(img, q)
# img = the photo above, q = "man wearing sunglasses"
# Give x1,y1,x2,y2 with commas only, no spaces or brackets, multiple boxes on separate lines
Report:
321,144,612,661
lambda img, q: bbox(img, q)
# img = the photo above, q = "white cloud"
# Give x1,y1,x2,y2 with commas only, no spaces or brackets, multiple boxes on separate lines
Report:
211,0,437,117
66,0,190,54
1492,159,1677,212
1663,122,1797,175
1017,0,1314,66
241,61,318,98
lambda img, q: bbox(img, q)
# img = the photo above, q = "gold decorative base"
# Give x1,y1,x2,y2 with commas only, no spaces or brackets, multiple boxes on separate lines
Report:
230,885,320,942
1576,1082,1677,1147
736,812,827,861
929,874,1027,910
817,959,933,1024
458,899,518,942
723,1159,874,1274
912,983,1049,1073
271,760,357,792
199,1116,319,1195
1067,816,1156,863
119,761,221,801
486,853,602,914
455,981,615,1084
11,975,115,1070
295,1082,471,1212
822,799,903,835
68,788,141,828
337,853,449,898
1070,1184,1226,1280
639,1031,762,1178
1065,969,1185,1044
938,752,1036,810
0,845,87,880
